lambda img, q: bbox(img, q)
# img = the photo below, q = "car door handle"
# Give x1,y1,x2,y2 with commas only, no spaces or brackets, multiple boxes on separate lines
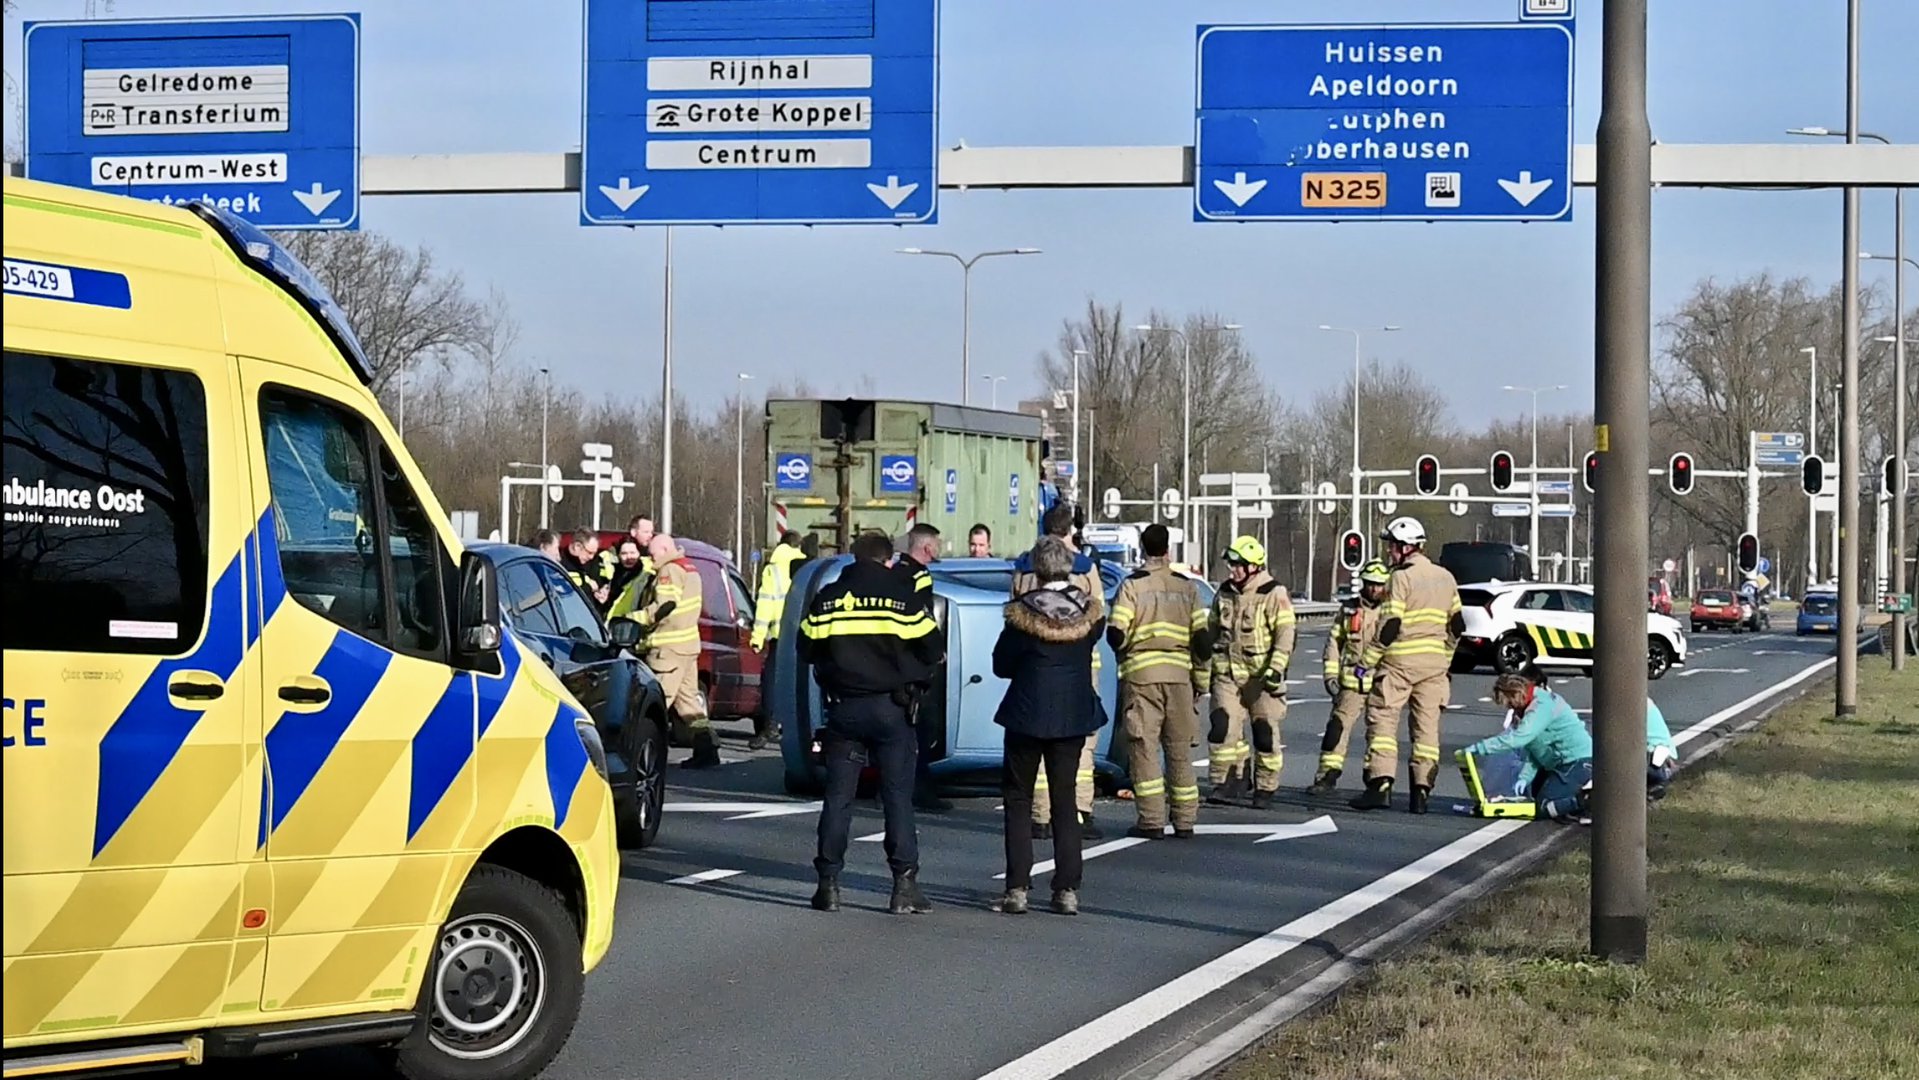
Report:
278,685,331,705
168,674,226,701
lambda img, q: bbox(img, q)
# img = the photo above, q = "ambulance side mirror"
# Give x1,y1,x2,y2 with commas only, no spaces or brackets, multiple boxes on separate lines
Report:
457,552,502,658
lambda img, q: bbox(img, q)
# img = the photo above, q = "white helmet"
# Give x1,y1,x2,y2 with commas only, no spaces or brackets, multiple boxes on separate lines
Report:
1382,516,1427,547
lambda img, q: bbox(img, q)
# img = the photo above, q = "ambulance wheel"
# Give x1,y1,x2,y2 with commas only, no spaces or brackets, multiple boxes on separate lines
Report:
1493,633,1534,676
1648,639,1675,681
396,866,584,1080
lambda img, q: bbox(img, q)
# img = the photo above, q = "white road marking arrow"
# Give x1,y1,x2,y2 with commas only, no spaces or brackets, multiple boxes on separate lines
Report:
291,182,341,216
1211,171,1267,207
993,815,1339,878
666,868,743,886
1497,170,1554,207
866,174,919,209
1676,666,1751,678
598,176,650,211
663,800,819,820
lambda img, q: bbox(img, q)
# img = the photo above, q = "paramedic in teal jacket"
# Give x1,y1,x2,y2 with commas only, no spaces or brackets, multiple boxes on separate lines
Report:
1461,673,1595,821
1646,697,1678,800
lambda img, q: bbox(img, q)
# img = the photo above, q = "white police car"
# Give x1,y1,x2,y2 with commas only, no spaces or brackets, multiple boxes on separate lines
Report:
1454,581,1688,680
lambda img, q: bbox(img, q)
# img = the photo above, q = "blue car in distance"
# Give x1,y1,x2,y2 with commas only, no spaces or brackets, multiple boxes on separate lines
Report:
777,556,1170,796
1796,590,1843,636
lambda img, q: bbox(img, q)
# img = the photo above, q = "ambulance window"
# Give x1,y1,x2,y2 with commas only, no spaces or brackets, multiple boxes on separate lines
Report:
260,391,388,643
2,352,210,654
378,447,446,657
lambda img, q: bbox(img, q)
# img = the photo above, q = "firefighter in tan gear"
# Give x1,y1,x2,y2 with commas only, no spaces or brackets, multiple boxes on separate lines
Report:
1352,517,1464,815
1308,559,1391,796
1107,523,1210,839
637,534,716,768
1205,536,1297,809
1011,505,1107,839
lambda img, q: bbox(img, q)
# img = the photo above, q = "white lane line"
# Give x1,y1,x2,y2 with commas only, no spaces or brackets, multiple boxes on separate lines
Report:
993,837,1151,881
854,831,886,843
666,868,743,886
974,657,1837,1080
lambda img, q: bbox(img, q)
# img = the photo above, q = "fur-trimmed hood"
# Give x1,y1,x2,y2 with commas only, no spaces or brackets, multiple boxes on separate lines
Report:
1003,584,1098,642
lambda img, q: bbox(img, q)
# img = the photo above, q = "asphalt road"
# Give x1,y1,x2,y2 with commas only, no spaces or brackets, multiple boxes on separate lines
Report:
535,627,1838,1080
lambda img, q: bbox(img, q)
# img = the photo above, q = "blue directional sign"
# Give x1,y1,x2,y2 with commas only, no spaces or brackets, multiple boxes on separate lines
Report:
1194,19,1573,222
24,15,360,230
582,0,938,226
1754,432,1806,467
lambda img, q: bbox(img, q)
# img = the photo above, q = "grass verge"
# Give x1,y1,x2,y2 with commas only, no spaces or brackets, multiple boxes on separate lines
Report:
1224,664,1919,1080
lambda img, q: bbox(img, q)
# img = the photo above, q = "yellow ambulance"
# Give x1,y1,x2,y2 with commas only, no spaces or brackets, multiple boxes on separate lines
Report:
2,178,617,1079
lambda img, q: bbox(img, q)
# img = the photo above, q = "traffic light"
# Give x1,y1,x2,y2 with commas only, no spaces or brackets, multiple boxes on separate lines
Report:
1885,455,1905,498
1489,450,1515,493
1339,529,1365,571
1668,452,1694,495
1583,450,1600,494
1736,532,1760,574
1415,454,1441,496
1801,454,1826,496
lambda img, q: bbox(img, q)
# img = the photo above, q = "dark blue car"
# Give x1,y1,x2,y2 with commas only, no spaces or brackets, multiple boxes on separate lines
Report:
470,542,669,847
1796,590,1843,636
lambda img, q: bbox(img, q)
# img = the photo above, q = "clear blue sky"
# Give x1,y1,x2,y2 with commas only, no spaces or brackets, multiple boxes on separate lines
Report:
6,0,1913,430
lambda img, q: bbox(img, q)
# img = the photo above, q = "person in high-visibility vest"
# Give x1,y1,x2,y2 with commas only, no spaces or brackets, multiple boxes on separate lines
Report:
1108,523,1209,838
1309,559,1391,796
1204,536,1296,809
749,530,808,750
636,534,713,768
1354,516,1464,815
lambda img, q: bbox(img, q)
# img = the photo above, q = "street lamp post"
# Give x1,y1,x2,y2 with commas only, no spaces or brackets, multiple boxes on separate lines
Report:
1320,324,1402,541
538,366,552,529
1137,321,1242,559
1505,385,1567,579
1802,345,1820,592
1071,348,1088,508
898,247,1042,404
735,372,754,563
981,374,1007,410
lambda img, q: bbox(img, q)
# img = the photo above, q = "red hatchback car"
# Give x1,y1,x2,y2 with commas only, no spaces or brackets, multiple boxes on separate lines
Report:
1689,588,1746,633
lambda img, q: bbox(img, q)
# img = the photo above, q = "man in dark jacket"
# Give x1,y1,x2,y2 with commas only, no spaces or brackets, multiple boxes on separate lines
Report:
991,537,1106,916
800,532,945,915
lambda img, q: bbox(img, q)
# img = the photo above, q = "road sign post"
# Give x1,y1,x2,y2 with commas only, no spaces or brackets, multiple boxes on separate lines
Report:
581,1,939,225
24,14,361,230
1194,17,1574,222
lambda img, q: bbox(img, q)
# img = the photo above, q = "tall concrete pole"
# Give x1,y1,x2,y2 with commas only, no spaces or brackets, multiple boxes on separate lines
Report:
1889,195,1909,670
661,226,676,535
1591,0,1652,963
1837,0,1861,716
1804,346,1819,590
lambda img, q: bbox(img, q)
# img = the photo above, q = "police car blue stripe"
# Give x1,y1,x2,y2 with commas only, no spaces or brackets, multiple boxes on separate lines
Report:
407,674,476,841
264,629,394,834
93,550,247,857
544,702,589,830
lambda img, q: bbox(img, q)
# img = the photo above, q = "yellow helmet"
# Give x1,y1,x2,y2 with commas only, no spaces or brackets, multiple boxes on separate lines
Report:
1224,535,1267,567
1359,559,1392,585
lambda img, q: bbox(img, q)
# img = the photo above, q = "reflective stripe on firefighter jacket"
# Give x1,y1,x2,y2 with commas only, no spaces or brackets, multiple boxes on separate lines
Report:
751,544,805,650
1209,569,1296,686
1322,598,1384,693
1360,550,1462,669
1109,558,1208,683
639,556,703,661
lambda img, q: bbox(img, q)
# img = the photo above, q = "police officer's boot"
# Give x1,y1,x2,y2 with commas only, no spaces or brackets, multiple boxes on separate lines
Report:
889,869,933,915
1349,776,1393,811
680,729,722,769
1408,785,1431,815
1307,767,1342,796
810,876,840,912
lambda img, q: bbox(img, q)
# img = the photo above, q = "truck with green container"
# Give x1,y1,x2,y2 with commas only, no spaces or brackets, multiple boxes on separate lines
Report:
765,398,1055,556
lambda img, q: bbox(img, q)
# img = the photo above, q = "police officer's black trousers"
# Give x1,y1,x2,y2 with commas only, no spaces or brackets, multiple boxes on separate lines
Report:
814,695,919,879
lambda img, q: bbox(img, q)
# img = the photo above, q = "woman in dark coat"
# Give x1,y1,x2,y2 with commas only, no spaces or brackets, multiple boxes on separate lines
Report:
991,536,1106,915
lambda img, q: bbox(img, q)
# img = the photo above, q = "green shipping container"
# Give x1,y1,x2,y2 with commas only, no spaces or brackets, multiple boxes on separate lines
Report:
764,398,1047,557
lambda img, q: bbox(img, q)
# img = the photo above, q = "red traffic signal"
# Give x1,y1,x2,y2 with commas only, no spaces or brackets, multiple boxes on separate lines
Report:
1801,454,1826,496
1736,532,1760,574
1668,452,1694,495
1489,450,1515,493
1339,529,1365,571
1583,450,1600,494
1415,454,1441,496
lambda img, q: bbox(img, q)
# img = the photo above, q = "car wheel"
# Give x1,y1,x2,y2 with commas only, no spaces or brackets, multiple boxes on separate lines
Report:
395,866,584,1080
616,710,666,849
1493,633,1534,675
1648,638,1674,681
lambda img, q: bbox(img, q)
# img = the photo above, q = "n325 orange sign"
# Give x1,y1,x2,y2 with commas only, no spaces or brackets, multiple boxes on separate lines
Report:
1300,173,1386,208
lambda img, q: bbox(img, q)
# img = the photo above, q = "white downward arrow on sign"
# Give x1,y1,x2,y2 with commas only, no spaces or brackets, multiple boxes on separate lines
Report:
1497,170,1554,207
292,182,341,216
1212,171,1267,207
599,176,650,211
866,175,919,209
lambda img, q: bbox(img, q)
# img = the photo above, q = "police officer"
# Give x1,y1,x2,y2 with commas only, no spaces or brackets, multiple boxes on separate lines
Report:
1205,536,1296,809
1108,523,1209,839
802,531,945,915
749,530,807,751
635,534,715,768
1012,505,1106,839
1353,517,1464,814
1309,559,1391,796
